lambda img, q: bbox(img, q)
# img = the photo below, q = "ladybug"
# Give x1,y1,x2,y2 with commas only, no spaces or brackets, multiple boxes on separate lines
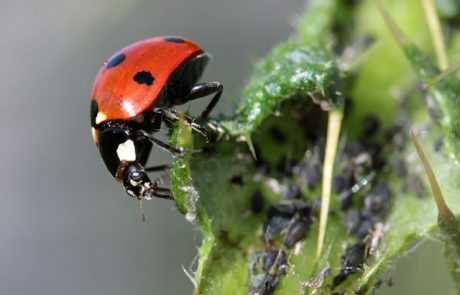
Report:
90,36,222,200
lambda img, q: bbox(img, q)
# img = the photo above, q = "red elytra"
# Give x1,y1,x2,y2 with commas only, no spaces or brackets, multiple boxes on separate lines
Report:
91,36,203,124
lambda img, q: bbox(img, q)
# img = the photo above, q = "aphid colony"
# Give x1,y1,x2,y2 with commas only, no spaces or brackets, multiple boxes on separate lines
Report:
244,109,422,294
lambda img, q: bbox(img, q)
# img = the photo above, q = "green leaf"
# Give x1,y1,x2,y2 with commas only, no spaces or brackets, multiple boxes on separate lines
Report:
169,0,460,294
222,41,343,137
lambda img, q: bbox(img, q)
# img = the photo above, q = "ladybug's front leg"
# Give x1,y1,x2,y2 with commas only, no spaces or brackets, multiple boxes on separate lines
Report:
172,82,223,119
147,180,173,200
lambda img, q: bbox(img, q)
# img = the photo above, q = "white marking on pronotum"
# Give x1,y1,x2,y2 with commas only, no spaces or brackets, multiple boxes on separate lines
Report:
95,112,107,124
117,139,136,162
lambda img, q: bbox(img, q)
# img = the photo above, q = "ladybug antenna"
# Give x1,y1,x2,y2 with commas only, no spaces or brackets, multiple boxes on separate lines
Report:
139,197,146,223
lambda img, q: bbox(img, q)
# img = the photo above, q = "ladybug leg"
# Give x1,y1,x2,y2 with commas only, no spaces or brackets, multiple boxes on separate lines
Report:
148,182,173,200
156,107,209,139
135,130,186,156
151,191,173,199
173,82,223,119
146,179,172,200
145,164,171,172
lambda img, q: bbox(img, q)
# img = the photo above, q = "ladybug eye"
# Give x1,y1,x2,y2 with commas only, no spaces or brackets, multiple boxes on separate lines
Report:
133,71,154,86
130,171,143,182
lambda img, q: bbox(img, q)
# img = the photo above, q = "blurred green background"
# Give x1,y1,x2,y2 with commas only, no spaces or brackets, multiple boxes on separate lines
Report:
0,0,454,294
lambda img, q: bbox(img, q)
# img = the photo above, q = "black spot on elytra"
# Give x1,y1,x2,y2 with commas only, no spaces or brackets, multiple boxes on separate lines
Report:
106,53,126,69
133,71,154,86
163,36,185,43
90,100,99,126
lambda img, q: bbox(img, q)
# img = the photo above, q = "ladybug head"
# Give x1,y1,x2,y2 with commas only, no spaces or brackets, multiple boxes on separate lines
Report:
122,162,154,200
